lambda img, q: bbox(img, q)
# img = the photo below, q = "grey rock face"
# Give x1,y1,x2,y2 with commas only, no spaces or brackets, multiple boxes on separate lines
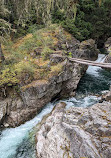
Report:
105,37,111,52
73,39,99,60
56,36,80,53
50,54,65,64
55,37,99,61
36,102,111,158
0,36,99,127
104,37,111,63
0,59,87,127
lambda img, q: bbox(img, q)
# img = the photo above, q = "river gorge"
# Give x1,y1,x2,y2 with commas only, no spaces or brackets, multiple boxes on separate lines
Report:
0,54,111,158
1,0,111,157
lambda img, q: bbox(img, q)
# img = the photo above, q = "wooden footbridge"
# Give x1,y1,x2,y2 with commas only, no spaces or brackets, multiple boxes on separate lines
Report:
69,57,111,69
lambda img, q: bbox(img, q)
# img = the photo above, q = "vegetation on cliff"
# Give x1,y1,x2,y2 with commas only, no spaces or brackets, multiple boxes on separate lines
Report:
0,0,111,90
1,0,111,47
0,25,72,88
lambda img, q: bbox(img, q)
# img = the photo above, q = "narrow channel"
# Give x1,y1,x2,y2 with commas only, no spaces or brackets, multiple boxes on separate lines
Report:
0,54,111,158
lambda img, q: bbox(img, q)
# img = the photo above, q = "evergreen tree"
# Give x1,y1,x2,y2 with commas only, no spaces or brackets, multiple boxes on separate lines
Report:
0,0,10,61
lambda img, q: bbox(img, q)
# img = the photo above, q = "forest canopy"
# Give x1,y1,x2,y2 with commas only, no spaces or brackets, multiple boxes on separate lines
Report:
0,0,111,47
0,0,111,88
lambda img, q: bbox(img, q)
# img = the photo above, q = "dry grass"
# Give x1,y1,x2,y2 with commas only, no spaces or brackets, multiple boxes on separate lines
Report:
13,34,33,49
35,58,49,67
50,63,63,75
1,24,71,87
21,79,48,91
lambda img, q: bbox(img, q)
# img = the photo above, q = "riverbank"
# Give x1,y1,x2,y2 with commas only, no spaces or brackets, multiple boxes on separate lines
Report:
36,101,111,158
35,54,111,158
0,53,111,158
0,25,100,128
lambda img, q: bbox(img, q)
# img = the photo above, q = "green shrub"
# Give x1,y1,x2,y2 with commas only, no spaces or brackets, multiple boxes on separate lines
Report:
0,67,18,86
68,52,72,58
0,60,36,87
14,61,35,78
18,38,37,53
42,47,53,60
51,63,63,75
27,24,44,33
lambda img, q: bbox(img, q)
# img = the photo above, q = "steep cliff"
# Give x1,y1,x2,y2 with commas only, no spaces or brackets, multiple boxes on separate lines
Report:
0,25,99,127
0,58,87,127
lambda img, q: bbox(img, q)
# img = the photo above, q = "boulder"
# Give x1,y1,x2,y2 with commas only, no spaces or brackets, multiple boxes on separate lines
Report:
73,39,99,60
36,101,111,158
104,55,111,63
104,37,111,63
54,38,99,61
56,36,80,53
50,54,66,64
101,86,111,102
105,37,111,53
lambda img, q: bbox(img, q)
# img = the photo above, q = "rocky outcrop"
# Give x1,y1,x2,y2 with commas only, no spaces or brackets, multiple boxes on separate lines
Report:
36,102,111,158
0,35,99,127
55,35,80,54
54,35,99,61
101,87,111,102
73,39,99,60
0,58,87,127
105,37,111,53
104,37,111,63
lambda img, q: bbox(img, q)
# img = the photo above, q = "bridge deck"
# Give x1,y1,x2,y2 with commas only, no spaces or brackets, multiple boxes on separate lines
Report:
69,57,111,69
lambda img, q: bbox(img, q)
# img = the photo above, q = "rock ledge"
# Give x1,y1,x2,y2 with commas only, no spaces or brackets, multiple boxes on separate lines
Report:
36,102,111,158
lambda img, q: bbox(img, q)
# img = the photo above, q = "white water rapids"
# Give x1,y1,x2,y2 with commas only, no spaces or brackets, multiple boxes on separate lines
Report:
0,54,109,158
0,103,54,158
87,54,106,76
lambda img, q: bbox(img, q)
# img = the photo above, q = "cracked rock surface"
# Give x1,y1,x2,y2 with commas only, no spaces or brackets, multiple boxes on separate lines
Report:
36,102,111,158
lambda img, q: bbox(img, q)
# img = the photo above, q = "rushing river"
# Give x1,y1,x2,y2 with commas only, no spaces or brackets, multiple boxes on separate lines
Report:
0,54,111,158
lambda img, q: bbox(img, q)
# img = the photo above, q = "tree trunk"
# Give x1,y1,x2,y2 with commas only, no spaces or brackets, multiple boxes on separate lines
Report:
0,43,5,62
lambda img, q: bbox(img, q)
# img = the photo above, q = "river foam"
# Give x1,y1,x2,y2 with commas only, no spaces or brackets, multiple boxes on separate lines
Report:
0,54,110,158
87,54,106,76
0,103,54,158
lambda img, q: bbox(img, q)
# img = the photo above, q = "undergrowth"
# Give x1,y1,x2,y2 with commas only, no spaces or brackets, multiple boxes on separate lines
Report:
0,24,71,88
